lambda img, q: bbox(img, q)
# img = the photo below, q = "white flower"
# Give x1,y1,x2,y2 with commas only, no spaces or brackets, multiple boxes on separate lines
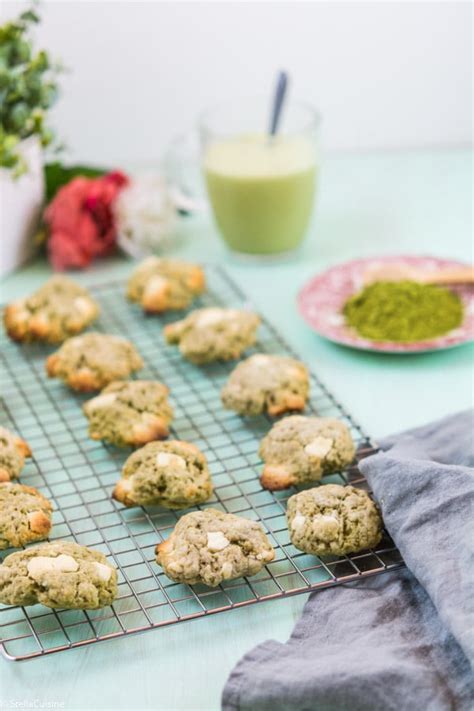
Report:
114,174,177,258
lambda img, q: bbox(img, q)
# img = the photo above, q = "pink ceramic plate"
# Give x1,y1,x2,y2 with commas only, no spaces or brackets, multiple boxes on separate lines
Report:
298,255,474,353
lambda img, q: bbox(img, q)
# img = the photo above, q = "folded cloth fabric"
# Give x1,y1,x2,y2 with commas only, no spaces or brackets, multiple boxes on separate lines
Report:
222,409,474,711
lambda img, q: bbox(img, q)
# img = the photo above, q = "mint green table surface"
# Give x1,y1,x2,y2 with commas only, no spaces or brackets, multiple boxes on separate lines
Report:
1,148,472,710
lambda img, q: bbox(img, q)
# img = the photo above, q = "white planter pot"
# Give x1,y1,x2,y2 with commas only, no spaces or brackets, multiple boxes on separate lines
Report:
0,136,45,277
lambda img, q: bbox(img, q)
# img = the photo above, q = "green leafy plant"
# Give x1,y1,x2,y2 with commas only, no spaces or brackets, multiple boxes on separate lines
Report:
44,162,107,202
0,7,62,176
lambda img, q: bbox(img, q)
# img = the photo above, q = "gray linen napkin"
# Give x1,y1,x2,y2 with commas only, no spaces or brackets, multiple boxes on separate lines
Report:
222,409,474,711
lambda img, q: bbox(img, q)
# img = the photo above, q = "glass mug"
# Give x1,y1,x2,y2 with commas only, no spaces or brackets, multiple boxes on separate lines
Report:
199,99,321,257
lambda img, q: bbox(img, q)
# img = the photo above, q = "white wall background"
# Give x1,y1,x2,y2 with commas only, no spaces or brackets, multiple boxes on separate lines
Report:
2,1,472,167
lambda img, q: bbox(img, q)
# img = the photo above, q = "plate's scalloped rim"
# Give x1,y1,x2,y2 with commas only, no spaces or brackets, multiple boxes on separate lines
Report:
297,255,474,354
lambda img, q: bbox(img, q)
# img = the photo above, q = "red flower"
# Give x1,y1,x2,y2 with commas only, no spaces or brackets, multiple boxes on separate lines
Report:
45,171,128,270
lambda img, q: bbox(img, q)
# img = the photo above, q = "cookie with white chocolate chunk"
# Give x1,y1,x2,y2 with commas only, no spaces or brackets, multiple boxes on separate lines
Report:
127,256,206,313
113,440,213,508
155,509,275,587
221,354,310,417
0,483,52,549
0,426,31,482
3,276,99,343
164,307,260,364
287,485,382,557
259,416,356,490
83,380,173,447
46,332,143,391
0,541,117,609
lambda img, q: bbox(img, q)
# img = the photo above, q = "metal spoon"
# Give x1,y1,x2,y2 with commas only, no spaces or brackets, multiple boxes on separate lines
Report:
268,70,289,136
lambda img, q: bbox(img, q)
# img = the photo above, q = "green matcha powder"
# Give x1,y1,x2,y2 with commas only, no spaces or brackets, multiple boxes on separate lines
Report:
343,280,464,342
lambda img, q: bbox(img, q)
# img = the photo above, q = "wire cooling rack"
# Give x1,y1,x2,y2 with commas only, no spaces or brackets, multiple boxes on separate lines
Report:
0,266,404,661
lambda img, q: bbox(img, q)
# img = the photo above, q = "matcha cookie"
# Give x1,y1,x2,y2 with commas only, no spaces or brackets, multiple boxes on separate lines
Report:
287,484,382,556
127,256,206,313
221,354,310,416
164,308,260,364
4,276,99,343
0,483,53,549
46,332,143,391
259,416,356,490
83,380,173,447
155,509,275,587
113,440,213,508
0,427,31,482
0,541,117,609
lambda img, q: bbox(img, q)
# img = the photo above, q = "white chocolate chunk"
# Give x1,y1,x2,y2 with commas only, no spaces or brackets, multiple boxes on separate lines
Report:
316,514,339,524
27,554,79,580
31,313,49,327
86,392,118,411
27,511,45,529
313,514,340,540
304,437,333,459
93,562,113,582
156,452,186,469
120,478,133,493
291,513,307,533
221,562,233,578
195,308,228,327
15,308,30,323
207,531,230,552
144,275,168,295
263,548,275,562
251,354,271,367
73,297,95,317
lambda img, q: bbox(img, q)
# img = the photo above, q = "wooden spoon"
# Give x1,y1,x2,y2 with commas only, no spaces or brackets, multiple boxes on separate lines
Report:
362,263,474,286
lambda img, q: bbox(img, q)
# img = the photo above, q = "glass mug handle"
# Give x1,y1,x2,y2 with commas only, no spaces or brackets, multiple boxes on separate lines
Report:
162,130,209,217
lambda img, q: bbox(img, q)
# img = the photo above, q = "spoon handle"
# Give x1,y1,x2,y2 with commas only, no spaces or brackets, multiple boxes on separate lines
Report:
421,267,474,285
269,71,288,136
